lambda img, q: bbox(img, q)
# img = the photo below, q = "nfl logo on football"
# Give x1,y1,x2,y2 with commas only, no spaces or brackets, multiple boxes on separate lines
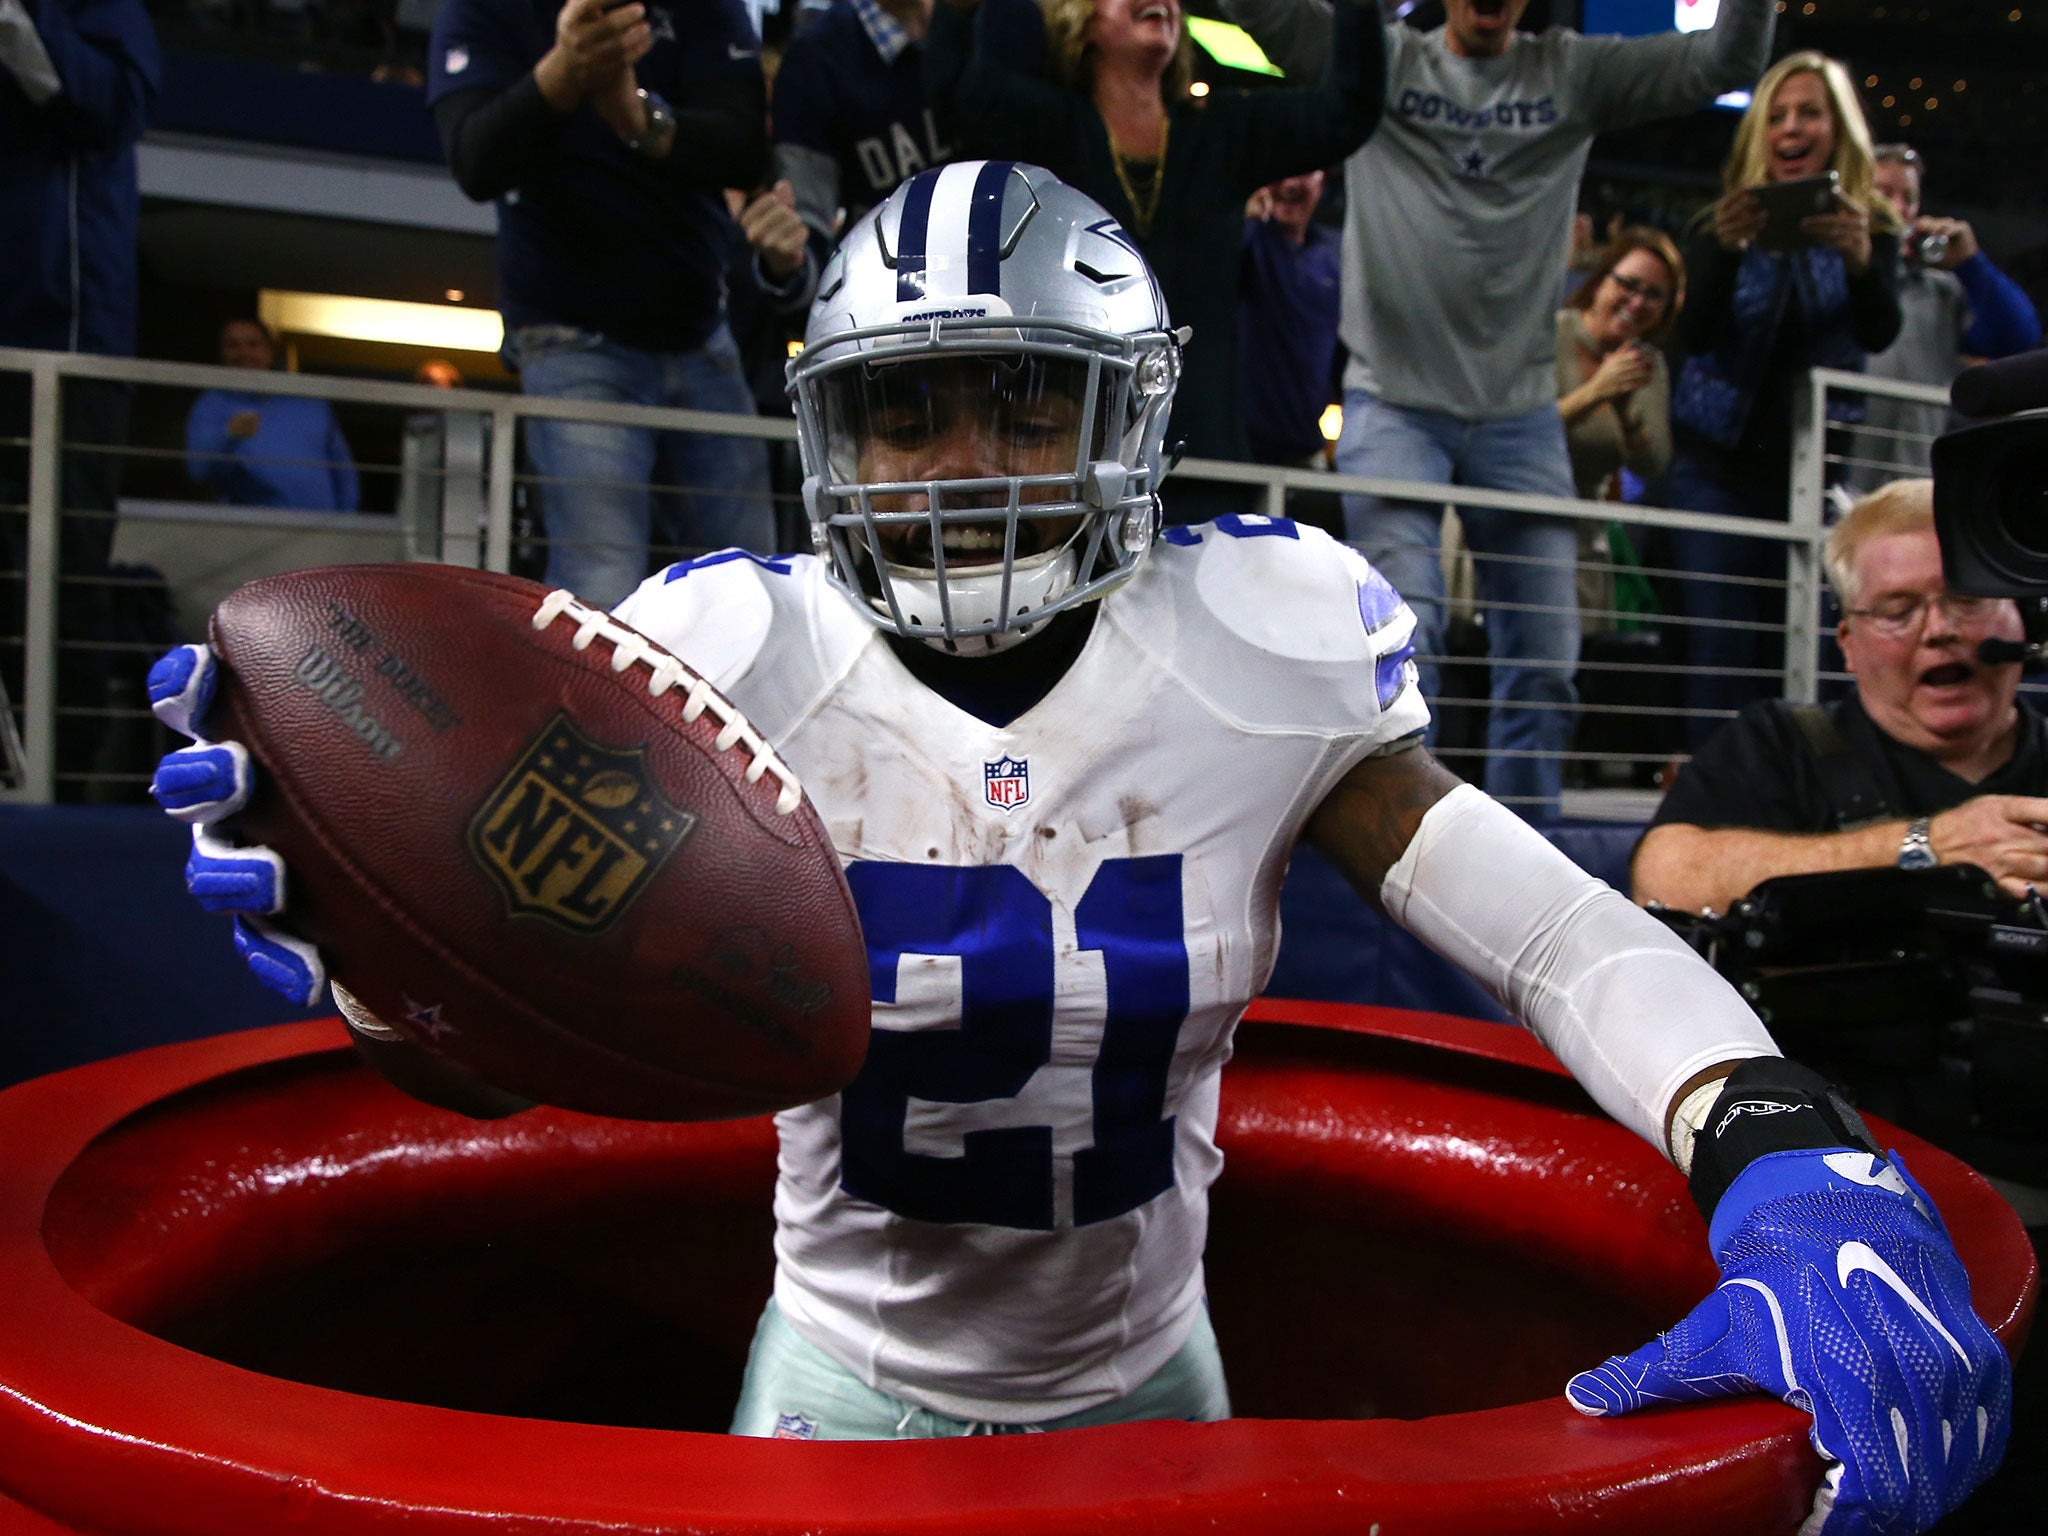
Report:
984,754,1030,812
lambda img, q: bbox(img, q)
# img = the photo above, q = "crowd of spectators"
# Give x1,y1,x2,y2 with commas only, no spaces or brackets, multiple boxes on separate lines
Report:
9,0,2046,814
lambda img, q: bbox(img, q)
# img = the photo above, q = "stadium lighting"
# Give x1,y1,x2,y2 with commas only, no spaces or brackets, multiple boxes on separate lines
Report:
257,290,504,355
1184,17,1283,76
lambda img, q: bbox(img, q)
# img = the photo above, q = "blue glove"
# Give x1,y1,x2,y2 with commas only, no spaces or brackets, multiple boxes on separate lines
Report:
1566,1147,2012,1535
147,644,327,1008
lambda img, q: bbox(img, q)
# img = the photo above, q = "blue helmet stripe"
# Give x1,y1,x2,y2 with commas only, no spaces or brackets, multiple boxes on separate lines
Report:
966,160,1013,296
895,169,941,302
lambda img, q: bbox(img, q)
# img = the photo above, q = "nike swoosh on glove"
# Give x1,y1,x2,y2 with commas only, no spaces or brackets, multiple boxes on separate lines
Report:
1565,1148,2012,1536
147,644,326,1008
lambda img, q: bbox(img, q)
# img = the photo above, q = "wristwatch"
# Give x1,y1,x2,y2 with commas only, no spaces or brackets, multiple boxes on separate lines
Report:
1897,816,1938,870
619,87,675,159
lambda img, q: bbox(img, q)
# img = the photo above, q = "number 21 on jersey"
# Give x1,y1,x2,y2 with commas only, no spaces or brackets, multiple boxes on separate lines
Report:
839,858,1192,1231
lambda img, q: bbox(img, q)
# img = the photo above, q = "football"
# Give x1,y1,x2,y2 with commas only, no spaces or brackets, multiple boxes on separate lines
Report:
207,563,870,1121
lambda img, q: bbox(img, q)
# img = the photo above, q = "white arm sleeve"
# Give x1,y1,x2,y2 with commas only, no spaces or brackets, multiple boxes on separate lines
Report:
1379,783,1778,1157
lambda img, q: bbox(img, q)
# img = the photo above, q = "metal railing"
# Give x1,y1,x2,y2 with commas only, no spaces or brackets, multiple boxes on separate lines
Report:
4,346,1884,811
1803,366,1954,496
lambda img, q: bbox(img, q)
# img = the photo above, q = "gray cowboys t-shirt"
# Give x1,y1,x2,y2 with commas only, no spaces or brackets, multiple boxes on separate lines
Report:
1223,0,1774,420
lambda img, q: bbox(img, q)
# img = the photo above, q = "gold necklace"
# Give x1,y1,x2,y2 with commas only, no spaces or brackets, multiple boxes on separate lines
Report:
1107,113,1169,237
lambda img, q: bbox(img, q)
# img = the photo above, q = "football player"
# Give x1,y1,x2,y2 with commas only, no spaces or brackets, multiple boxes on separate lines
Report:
149,162,2009,1529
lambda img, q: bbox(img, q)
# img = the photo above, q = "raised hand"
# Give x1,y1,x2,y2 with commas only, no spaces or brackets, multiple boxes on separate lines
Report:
534,0,654,113
739,180,809,283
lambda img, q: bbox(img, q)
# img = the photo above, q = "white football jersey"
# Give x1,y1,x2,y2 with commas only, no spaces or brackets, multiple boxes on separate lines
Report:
614,516,1428,1422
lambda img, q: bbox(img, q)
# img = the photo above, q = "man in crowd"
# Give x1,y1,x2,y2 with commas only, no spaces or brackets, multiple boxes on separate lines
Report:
771,0,949,254
185,319,361,512
1228,165,1343,536
1632,478,2047,916
1851,143,2041,487
0,0,158,796
427,0,788,611
1220,0,1775,821
1239,168,1342,536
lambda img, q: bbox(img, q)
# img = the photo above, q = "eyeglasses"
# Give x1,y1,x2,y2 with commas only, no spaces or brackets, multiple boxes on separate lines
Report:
1845,590,1998,635
1607,271,1670,308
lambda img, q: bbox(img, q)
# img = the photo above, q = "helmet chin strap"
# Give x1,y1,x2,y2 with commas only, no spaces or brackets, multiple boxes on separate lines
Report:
879,544,1083,655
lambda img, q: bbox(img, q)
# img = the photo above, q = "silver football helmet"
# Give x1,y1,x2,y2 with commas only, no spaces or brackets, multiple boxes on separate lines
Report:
791,161,1181,653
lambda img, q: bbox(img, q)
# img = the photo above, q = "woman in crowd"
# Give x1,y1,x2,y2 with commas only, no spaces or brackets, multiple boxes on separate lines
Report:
925,0,1383,522
1558,227,1683,503
1557,226,1683,639
1657,50,1902,747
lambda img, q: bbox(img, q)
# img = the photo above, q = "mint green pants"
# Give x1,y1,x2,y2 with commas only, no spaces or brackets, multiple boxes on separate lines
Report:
729,1298,1231,1440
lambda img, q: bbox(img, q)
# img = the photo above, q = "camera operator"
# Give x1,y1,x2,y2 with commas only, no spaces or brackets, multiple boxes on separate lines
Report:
1633,477,2047,917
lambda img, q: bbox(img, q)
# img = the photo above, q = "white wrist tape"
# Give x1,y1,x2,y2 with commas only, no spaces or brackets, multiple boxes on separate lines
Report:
1667,1078,1726,1176
1378,784,1777,1157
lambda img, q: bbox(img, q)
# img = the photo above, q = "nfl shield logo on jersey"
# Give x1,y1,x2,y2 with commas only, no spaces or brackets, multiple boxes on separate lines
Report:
772,1412,818,1441
984,754,1031,812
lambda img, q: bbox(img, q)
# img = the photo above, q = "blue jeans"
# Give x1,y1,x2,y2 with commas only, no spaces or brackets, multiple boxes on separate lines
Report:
1337,391,1580,820
511,323,774,612
1646,451,1788,752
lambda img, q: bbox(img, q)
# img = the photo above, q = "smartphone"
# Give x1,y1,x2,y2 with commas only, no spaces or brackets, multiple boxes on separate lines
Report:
1750,171,1841,253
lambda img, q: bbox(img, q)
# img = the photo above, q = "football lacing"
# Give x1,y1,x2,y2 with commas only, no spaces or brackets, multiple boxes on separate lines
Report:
531,588,803,815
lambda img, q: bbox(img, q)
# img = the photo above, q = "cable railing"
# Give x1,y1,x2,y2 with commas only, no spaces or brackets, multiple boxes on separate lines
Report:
4,346,1895,813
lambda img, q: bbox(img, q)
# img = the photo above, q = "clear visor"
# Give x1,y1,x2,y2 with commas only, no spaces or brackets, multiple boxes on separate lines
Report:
820,353,1101,483
816,353,1117,564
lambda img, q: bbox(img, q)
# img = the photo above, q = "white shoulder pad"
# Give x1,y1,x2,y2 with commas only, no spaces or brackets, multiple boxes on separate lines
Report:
612,549,785,692
1124,515,1429,744
612,550,871,739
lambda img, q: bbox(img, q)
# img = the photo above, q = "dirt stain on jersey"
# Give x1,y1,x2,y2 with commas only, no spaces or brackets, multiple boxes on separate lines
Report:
1117,795,1161,853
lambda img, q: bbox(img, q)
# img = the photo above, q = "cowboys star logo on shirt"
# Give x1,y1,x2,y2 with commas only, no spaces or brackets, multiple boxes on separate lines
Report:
443,46,468,74
1454,142,1495,180
984,754,1030,811
468,715,697,935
